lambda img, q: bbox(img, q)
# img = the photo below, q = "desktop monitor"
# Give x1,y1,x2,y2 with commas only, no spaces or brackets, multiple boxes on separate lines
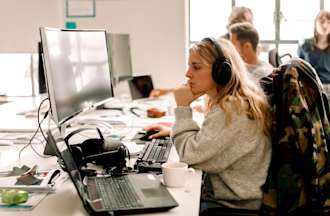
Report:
40,27,114,126
107,33,133,83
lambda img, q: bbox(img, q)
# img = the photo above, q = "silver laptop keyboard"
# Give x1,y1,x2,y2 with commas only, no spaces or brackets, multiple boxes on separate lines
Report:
95,176,143,209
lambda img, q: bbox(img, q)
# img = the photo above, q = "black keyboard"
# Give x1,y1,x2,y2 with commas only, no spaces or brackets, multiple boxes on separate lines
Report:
134,138,173,172
95,176,143,209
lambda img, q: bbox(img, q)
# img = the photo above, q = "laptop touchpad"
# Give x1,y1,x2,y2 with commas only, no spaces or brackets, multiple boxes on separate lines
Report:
141,188,166,198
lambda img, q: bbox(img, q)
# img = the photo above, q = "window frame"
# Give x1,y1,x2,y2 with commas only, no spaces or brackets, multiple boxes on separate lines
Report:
189,0,325,51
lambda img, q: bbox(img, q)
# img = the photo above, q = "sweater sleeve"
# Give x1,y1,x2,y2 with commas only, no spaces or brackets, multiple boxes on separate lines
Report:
171,106,263,173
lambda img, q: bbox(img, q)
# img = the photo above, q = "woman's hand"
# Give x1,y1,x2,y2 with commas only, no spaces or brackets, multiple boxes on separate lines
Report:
149,88,173,98
174,84,203,106
143,124,171,139
193,105,206,113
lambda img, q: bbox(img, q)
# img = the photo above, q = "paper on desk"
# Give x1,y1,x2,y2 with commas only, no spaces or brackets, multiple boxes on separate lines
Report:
0,169,66,192
0,132,43,145
122,141,144,156
0,192,48,211
128,115,175,128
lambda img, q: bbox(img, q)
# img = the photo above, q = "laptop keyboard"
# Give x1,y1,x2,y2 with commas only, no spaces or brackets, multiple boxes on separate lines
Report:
95,176,143,209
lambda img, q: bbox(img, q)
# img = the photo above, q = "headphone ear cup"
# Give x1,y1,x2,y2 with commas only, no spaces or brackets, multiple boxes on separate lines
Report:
212,60,222,84
212,61,232,85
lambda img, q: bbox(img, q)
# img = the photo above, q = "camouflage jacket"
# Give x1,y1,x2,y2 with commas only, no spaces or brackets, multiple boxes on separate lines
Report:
261,58,330,215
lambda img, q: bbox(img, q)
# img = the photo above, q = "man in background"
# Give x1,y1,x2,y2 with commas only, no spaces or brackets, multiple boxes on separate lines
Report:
229,22,273,80
222,6,254,39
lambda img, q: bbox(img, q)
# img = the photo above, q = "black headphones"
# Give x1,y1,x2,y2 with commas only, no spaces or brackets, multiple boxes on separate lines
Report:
202,37,232,85
64,127,128,171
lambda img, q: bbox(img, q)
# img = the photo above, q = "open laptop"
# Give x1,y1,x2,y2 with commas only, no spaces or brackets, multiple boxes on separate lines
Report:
51,130,178,215
128,75,154,99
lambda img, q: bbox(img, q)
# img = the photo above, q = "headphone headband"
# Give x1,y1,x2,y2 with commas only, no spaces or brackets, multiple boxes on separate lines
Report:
201,37,227,62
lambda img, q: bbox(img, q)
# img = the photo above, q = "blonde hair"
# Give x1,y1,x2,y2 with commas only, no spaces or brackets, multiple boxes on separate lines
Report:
189,38,271,135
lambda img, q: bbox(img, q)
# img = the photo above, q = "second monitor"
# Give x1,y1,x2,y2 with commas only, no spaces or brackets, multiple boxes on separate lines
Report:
108,33,133,84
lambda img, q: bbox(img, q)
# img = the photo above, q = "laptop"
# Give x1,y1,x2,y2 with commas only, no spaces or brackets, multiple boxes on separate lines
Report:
128,75,154,99
51,130,178,215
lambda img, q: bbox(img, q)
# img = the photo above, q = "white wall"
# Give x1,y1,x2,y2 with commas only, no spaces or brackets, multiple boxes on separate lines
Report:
0,0,187,89
0,0,63,53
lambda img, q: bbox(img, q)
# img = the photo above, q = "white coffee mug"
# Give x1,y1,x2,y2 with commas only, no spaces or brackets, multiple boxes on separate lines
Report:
161,161,195,188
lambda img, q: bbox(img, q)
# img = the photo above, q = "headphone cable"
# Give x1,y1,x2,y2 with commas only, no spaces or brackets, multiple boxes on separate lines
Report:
18,98,50,165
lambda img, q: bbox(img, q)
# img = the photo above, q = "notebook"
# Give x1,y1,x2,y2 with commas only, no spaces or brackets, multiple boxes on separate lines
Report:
52,132,178,215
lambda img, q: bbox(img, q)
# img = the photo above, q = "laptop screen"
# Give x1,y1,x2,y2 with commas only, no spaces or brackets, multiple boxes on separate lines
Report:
128,75,154,99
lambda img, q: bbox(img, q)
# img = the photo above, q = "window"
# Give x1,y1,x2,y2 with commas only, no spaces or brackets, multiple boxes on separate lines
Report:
280,0,319,41
325,0,330,10
189,0,231,41
189,0,325,61
236,0,275,41
0,54,34,96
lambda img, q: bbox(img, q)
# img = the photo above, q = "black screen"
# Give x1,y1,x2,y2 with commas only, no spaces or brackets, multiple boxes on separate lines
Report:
38,42,47,94
128,75,154,99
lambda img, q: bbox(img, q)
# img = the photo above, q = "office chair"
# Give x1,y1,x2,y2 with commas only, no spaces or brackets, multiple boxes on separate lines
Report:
268,48,292,67
261,58,330,215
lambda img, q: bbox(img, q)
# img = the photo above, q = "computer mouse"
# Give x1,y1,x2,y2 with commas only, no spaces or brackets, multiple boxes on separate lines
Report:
140,130,158,141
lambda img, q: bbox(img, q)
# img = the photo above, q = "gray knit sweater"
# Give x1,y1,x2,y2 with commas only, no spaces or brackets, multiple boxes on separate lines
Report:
171,106,271,209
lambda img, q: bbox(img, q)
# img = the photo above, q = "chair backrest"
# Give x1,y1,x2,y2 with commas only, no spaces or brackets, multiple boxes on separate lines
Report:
268,48,292,67
268,48,281,67
261,58,330,215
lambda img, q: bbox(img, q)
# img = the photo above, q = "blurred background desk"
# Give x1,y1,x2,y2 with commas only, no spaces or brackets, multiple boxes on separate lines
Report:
0,96,202,216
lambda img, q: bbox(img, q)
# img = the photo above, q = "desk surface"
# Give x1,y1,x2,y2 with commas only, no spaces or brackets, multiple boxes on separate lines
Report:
0,97,202,216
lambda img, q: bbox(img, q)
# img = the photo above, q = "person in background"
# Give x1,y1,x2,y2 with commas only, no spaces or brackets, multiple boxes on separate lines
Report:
150,6,254,98
229,22,273,81
298,10,330,100
145,38,272,213
222,6,254,40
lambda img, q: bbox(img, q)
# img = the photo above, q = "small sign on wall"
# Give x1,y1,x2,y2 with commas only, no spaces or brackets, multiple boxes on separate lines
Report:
65,22,77,29
66,0,95,18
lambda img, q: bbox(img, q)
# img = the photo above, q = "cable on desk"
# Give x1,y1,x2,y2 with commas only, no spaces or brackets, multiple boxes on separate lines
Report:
18,98,51,165
38,99,50,145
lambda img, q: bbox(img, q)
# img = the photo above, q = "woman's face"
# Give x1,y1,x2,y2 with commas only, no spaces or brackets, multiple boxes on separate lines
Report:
316,16,330,36
185,52,218,98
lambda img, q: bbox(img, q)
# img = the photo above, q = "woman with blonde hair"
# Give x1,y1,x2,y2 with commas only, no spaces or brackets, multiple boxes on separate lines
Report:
145,38,271,213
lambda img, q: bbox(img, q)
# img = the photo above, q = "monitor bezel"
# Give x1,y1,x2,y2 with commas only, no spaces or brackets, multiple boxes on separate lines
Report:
40,27,114,126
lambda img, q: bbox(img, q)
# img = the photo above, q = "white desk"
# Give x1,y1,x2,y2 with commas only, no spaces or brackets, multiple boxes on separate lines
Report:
0,97,202,216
